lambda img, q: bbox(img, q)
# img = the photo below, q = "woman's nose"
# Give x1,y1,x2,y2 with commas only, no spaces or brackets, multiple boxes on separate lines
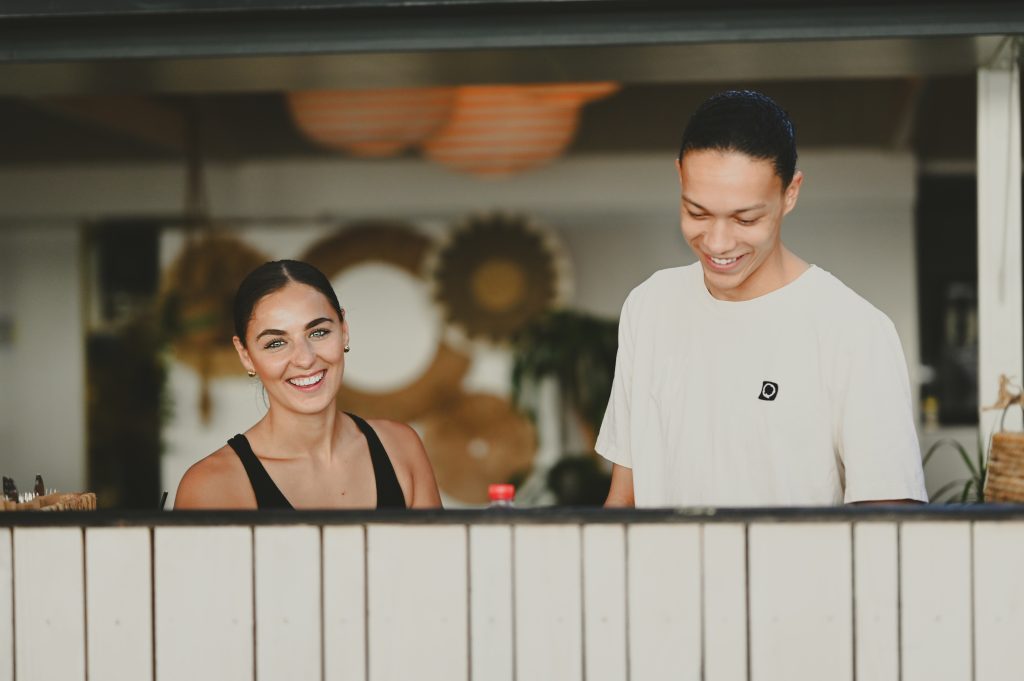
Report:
293,339,316,367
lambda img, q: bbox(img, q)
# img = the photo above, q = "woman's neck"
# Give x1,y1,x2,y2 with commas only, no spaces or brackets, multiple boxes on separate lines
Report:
250,405,343,463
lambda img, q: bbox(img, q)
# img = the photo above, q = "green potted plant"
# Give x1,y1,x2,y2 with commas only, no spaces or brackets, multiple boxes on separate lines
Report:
510,310,617,504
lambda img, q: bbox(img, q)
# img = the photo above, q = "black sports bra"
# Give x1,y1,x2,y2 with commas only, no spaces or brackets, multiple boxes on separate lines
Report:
227,413,407,509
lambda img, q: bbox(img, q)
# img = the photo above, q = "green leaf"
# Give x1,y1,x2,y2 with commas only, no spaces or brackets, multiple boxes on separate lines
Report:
929,479,966,503
923,438,978,478
960,479,976,504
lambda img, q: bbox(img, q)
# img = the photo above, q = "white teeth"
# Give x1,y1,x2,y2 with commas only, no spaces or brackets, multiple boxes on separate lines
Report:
288,371,325,387
711,256,737,265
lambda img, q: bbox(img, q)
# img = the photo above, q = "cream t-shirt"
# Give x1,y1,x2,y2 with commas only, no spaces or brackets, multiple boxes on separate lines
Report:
596,263,928,507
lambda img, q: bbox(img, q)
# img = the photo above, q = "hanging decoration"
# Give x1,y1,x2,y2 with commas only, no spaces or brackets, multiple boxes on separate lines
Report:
286,88,456,158
428,212,571,342
160,234,267,422
421,82,619,177
299,221,471,422
420,392,537,504
284,82,620,176
159,106,268,423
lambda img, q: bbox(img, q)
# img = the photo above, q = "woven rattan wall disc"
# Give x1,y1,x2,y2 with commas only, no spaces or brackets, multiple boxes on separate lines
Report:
300,222,470,422
420,392,536,503
429,212,570,342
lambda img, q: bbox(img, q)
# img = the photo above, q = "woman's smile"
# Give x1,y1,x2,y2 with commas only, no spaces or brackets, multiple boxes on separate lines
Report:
286,369,327,391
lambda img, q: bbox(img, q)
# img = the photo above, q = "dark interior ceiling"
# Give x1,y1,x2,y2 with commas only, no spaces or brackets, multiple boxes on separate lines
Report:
0,76,978,166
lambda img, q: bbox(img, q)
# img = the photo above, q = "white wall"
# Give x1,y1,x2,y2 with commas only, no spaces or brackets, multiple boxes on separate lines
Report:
0,150,924,504
0,224,87,493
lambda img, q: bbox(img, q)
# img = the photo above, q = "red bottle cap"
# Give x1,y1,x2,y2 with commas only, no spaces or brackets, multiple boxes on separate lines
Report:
488,484,515,502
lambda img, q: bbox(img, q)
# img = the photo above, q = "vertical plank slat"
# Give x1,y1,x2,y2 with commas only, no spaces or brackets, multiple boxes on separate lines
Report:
255,526,321,681
582,524,627,681
515,525,582,681
973,521,1024,681
323,526,366,681
627,524,701,681
900,521,972,681
155,526,253,681
367,525,467,681
13,527,85,681
703,523,747,681
0,529,12,681
469,525,513,681
853,523,898,681
85,527,152,681
749,523,852,681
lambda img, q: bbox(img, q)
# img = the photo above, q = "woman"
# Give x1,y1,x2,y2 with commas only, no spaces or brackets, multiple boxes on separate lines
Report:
175,259,442,509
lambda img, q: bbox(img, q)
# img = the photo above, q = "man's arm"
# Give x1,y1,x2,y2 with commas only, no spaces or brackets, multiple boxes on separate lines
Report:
604,464,635,508
836,312,929,504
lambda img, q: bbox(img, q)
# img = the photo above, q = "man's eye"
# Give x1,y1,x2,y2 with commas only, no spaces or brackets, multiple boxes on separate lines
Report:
736,217,758,226
689,212,709,220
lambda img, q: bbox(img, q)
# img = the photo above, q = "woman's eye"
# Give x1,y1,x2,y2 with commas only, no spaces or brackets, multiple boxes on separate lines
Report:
263,338,285,350
309,328,330,339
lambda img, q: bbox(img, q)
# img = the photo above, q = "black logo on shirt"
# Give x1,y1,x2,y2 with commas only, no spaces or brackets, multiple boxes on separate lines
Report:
759,381,779,401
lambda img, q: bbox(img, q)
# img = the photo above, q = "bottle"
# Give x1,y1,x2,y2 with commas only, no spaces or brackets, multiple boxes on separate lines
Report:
488,483,515,508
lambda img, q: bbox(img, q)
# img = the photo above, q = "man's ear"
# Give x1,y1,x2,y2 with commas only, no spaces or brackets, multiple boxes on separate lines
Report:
783,170,804,215
675,157,684,184
232,336,255,375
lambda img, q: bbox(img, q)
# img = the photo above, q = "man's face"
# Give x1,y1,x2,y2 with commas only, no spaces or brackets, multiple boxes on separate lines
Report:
676,149,802,301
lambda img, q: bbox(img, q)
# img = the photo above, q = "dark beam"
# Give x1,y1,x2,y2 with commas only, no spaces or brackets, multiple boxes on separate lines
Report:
0,2,1021,63
22,96,187,153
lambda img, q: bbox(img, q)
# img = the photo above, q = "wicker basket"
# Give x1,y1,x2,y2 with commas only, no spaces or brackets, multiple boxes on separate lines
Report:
0,492,96,512
984,430,1024,502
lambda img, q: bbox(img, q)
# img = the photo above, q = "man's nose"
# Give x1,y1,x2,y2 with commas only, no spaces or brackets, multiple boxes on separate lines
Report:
703,219,735,254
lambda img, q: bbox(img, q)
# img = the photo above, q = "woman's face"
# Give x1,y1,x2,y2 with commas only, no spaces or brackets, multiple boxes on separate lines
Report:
233,282,349,416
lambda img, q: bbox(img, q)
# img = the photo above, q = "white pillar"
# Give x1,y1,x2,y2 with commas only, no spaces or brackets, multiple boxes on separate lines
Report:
978,37,1023,436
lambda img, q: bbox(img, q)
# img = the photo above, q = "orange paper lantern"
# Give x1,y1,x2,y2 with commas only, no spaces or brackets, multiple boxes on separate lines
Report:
286,88,455,158
422,82,619,177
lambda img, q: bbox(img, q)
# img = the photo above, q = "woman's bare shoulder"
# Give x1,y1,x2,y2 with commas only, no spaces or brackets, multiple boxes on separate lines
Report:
366,419,425,461
173,445,256,509
367,418,442,508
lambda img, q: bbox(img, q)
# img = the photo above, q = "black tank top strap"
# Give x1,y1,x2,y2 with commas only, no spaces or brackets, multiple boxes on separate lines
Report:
227,434,293,509
347,413,407,509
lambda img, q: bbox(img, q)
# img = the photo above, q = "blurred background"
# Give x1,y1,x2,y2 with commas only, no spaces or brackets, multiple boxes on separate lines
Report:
0,1,1015,507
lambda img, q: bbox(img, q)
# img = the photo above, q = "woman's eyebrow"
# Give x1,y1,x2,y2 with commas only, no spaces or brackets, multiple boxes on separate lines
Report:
254,318,334,340
306,317,333,329
255,328,285,340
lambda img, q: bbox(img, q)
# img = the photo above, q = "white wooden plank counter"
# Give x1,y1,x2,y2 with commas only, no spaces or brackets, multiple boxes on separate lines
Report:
0,506,1021,681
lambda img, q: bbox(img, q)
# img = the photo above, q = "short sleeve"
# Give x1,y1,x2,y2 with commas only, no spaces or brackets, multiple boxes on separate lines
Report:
595,292,637,469
836,314,928,503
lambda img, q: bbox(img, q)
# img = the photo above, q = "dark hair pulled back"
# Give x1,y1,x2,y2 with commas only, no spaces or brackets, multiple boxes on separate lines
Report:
233,259,343,346
678,89,798,187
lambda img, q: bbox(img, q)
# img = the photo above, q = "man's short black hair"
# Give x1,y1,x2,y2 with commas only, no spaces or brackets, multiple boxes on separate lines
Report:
678,90,797,188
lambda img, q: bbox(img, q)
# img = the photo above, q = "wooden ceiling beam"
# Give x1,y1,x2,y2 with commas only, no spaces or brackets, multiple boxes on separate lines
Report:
24,96,186,154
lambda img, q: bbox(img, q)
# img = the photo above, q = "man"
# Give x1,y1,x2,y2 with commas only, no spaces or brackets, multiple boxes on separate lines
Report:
597,90,927,507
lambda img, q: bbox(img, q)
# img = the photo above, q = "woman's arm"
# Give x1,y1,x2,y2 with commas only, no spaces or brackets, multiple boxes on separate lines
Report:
173,449,256,510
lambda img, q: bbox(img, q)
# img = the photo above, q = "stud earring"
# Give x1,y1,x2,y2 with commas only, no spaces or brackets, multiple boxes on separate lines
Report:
247,370,257,377
344,345,351,353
